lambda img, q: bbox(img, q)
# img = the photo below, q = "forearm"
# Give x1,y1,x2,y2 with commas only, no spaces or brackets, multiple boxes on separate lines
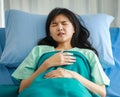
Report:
73,72,106,97
19,61,49,93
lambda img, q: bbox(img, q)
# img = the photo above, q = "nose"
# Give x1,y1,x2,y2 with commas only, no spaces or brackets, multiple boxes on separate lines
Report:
57,24,63,31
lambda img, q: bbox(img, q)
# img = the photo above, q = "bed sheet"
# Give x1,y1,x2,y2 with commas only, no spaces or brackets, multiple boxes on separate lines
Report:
105,28,120,97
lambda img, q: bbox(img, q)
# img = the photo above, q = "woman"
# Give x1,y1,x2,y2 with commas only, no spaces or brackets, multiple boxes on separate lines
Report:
12,8,110,97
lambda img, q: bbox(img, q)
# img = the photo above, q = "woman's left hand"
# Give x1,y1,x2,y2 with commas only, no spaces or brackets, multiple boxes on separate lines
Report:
45,68,74,78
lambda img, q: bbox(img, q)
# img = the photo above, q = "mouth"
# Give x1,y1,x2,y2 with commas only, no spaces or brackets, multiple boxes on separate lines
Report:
57,32,65,36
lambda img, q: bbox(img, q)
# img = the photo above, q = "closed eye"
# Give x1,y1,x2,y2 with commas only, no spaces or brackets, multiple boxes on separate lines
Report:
50,21,69,27
50,22,57,27
61,21,69,25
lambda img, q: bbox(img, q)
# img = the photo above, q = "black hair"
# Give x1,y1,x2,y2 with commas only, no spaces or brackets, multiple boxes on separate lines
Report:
38,7,98,55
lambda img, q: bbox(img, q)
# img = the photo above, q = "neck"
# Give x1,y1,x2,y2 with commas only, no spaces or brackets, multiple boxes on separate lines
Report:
56,43,73,50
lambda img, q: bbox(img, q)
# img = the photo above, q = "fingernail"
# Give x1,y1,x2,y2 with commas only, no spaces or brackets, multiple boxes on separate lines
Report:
67,53,73,55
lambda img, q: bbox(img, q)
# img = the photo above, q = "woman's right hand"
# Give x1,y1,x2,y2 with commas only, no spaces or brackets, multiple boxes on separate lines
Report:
44,50,76,68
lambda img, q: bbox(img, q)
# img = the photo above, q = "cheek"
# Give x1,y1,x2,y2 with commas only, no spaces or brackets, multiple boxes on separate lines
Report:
68,28,75,35
49,28,53,36
68,25,75,33
50,30,56,38
72,26,75,33
49,27,56,35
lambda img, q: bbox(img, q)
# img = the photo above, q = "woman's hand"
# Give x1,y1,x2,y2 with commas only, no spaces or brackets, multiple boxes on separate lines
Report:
44,50,76,69
45,68,75,78
45,68,106,97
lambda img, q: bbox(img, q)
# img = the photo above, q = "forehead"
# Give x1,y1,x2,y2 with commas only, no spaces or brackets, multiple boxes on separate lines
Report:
52,14,70,22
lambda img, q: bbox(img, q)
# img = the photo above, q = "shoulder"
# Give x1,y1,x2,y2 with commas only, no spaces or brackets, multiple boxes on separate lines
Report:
74,47,99,65
33,45,54,49
33,45,54,52
74,47,97,58
74,48,110,85
32,45,55,56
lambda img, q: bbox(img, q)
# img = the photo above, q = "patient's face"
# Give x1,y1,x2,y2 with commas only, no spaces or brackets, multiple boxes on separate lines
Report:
49,14,75,44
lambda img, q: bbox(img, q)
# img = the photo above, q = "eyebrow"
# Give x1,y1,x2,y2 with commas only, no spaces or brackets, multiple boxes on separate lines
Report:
51,20,68,24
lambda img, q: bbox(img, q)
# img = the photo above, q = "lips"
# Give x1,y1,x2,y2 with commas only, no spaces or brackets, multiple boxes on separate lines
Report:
57,32,65,36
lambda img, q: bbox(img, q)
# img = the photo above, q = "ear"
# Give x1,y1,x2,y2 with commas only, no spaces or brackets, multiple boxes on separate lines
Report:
73,29,75,34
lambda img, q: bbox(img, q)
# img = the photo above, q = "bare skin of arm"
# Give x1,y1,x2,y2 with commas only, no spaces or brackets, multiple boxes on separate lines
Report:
19,51,75,92
19,61,48,93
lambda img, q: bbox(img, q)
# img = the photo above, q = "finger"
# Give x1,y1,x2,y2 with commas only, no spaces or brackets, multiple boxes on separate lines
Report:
64,56,76,62
57,68,61,70
45,69,61,77
60,49,64,53
63,52,73,56
64,56,76,60
45,71,62,78
58,68,66,73
63,62,75,65
63,59,76,65
45,73,54,78
45,71,56,77
46,75,62,78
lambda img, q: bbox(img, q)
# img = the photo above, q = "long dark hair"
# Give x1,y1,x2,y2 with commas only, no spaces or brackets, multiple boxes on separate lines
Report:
38,7,98,55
